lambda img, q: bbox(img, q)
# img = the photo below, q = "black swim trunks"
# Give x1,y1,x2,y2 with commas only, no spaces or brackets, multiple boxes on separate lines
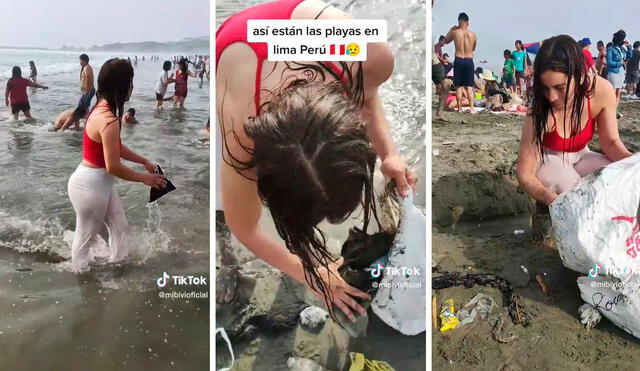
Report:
11,102,30,114
453,57,474,87
432,63,445,84
155,93,164,101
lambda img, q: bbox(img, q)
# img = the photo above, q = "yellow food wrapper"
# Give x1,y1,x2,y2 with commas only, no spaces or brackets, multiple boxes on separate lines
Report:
439,298,460,332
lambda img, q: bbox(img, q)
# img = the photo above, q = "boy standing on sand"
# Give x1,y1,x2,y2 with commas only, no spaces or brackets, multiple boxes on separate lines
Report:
443,12,477,114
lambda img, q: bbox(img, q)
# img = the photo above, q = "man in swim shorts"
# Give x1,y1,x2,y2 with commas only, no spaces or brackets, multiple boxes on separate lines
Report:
444,12,477,113
61,54,95,129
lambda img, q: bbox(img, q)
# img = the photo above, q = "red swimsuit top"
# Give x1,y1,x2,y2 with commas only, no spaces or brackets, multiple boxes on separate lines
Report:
82,106,122,168
215,0,344,114
542,97,595,153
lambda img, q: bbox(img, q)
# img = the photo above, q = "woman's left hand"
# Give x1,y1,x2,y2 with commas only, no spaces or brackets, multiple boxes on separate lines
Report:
381,153,417,198
143,160,157,174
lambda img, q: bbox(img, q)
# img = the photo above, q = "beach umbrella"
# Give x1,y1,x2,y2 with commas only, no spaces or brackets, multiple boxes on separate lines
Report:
523,42,541,54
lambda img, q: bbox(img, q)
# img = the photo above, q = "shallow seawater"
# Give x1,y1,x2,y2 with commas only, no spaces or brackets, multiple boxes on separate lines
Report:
0,50,210,370
216,0,426,370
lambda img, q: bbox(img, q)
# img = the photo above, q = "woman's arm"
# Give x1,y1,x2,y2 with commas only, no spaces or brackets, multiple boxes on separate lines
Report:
516,116,558,205
101,121,165,188
5,81,10,105
217,44,368,319
361,42,417,196
595,77,633,161
27,81,47,89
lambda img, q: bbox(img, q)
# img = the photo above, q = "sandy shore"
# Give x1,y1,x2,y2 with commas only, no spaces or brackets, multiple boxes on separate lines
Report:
432,100,640,370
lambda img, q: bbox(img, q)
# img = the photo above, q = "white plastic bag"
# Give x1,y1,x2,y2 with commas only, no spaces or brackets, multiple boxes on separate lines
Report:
371,190,426,335
550,153,640,337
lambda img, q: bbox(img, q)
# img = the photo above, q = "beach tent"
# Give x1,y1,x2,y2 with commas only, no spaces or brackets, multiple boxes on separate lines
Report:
523,42,542,54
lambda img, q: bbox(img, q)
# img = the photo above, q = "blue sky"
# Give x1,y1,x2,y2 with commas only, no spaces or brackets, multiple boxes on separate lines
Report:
433,0,640,72
0,0,209,48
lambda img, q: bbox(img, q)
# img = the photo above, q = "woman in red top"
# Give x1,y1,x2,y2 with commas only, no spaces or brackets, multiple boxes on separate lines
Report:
216,0,416,321
67,58,166,272
517,35,632,206
173,58,196,109
5,66,48,120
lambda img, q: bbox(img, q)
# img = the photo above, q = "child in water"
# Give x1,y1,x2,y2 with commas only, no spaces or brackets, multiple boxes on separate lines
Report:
155,61,175,109
122,108,138,124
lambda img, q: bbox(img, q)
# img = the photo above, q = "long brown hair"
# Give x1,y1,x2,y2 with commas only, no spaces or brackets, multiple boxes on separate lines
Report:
530,35,596,160
218,61,377,316
93,58,134,125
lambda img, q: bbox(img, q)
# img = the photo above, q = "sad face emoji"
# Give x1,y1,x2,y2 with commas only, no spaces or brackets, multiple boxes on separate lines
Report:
346,43,360,56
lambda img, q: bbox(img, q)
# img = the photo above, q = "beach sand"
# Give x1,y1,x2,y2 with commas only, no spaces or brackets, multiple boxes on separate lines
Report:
432,99,640,370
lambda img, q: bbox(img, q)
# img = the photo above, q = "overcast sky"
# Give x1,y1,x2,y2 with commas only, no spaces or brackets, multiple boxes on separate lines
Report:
0,0,209,49
433,0,640,71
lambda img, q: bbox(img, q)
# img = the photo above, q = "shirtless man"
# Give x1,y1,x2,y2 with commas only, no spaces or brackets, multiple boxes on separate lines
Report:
61,54,95,130
443,12,477,114
53,107,85,131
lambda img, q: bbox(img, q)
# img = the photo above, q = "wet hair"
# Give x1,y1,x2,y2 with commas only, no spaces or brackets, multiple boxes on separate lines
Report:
94,58,134,126
219,61,373,317
439,35,445,42
504,49,512,58
612,30,626,47
597,40,605,47
162,61,172,71
11,66,21,78
530,35,596,161
72,106,87,120
178,58,188,74
458,12,469,22
515,40,523,47
79,54,89,62
634,41,640,49
127,108,136,116
29,61,35,66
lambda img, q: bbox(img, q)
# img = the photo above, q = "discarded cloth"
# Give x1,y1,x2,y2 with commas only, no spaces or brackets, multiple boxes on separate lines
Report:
348,352,395,371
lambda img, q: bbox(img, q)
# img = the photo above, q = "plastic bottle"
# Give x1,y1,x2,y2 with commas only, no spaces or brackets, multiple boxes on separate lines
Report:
286,357,329,371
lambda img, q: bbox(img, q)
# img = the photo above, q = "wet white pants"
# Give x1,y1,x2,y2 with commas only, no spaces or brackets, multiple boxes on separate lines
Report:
67,164,129,271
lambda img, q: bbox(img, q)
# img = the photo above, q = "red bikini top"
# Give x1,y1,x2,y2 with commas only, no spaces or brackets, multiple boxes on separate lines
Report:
82,105,122,168
215,0,345,114
542,97,595,153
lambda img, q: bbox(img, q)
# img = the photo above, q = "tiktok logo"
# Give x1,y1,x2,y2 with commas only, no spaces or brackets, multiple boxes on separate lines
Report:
588,264,602,278
157,272,170,287
371,264,384,278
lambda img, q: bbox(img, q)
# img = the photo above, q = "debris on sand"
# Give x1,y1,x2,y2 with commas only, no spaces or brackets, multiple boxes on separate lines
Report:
299,306,329,331
578,303,602,329
432,269,532,327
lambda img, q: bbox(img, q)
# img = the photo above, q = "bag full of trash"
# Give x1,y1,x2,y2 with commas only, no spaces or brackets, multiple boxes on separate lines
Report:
550,153,640,338
371,190,426,335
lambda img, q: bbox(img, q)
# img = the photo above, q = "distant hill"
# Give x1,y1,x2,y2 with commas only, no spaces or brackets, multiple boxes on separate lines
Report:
60,36,209,53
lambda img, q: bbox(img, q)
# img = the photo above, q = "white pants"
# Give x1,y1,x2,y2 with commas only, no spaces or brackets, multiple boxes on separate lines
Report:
67,164,130,271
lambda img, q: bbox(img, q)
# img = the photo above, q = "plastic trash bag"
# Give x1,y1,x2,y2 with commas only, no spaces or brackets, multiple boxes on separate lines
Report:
550,153,640,338
371,190,426,335
215,328,234,371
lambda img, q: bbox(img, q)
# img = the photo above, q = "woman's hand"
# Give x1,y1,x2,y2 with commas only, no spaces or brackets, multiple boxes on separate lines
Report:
381,153,418,198
143,160,156,174
143,173,167,189
309,262,370,322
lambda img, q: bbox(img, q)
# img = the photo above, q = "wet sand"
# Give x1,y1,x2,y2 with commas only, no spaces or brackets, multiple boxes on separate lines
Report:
432,100,640,370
